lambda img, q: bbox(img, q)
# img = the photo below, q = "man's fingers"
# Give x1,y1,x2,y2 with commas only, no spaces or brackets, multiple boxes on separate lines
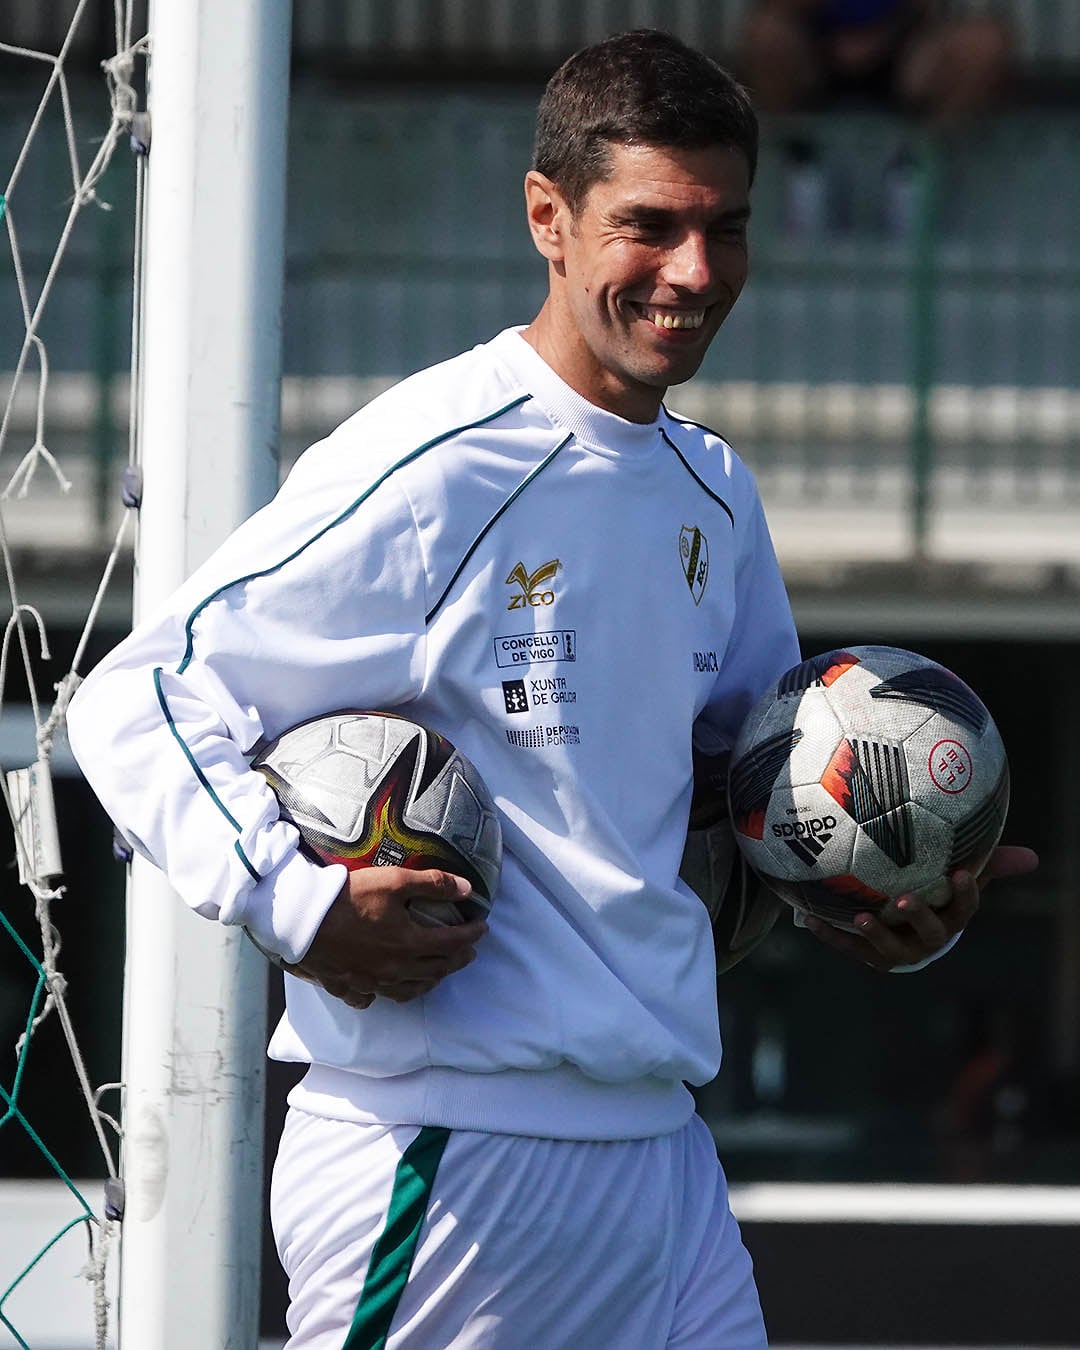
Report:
346,865,485,933
288,864,491,1010
803,915,888,968
891,894,952,948
427,940,482,971
892,868,977,937
336,976,454,1007
280,958,321,984
301,937,479,992
944,868,981,925
379,978,443,1003
850,912,923,968
406,867,475,896
804,900,948,971
366,866,475,908
803,846,1038,973
411,918,488,950
390,942,480,982
978,845,1039,884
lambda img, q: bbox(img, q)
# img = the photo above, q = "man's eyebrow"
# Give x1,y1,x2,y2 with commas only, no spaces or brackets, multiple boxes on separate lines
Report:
710,203,752,226
611,204,677,226
611,202,753,226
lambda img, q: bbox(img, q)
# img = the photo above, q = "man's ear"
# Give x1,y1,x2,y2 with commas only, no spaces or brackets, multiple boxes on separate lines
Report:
524,170,571,262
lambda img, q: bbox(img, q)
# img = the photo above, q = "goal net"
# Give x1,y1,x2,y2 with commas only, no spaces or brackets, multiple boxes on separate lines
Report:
0,4,147,1346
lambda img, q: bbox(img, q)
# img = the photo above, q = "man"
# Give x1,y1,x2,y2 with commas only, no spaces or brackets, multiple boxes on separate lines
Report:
67,30,1034,1348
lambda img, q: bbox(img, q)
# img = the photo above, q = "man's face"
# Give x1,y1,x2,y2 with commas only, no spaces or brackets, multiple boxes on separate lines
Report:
527,141,751,422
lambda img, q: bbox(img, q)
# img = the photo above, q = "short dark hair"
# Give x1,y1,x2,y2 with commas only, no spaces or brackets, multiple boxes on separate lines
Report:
533,30,758,216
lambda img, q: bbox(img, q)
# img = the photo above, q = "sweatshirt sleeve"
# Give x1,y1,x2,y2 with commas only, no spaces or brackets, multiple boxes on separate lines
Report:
66,454,429,963
698,484,802,755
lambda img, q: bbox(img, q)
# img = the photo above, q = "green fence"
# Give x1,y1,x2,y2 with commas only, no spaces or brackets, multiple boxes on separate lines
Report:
284,92,1080,553
3,82,1079,555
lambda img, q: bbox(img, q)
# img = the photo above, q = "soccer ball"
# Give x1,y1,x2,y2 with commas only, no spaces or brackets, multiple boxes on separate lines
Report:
728,646,1009,930
252,710,502,926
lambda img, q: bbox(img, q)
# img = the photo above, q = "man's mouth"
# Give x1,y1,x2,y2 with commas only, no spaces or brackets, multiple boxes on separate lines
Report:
637,305,707,331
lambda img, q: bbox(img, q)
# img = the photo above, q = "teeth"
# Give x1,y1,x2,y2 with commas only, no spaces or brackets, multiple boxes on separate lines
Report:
645,308,705,330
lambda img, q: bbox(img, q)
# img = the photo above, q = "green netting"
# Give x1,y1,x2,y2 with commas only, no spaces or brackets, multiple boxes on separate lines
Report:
1,909,101,1350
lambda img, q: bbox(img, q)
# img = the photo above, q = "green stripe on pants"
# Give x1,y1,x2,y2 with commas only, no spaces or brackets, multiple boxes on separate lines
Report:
343,1125,452,1350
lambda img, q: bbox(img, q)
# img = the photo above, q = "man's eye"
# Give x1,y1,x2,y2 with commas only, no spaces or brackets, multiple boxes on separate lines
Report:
710,222,747,243
626,218,669,240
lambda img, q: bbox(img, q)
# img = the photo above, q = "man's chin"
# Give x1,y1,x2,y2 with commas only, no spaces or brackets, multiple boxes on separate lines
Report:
638,351,710,390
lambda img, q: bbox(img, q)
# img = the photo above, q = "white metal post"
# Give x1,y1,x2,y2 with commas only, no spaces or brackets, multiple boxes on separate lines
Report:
120,3,291,1346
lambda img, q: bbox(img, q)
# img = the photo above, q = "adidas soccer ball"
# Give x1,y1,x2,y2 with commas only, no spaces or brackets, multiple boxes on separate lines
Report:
252,710,502,926
728,646,1009,931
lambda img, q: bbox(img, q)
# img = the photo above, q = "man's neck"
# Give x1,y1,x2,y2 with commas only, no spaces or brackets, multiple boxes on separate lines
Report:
521,305,665,424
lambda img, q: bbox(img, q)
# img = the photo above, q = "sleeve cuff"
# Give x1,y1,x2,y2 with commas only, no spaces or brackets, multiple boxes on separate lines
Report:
889,929,962,973
238,849,348,964
792,909,963,972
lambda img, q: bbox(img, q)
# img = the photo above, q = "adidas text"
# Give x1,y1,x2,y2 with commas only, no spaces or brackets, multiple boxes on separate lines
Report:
772,816,837,838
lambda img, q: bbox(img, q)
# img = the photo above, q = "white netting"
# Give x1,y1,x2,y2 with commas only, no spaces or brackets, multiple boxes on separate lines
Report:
0,3,147,1347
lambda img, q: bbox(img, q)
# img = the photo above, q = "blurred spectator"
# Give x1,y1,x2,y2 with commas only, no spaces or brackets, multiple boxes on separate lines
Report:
738,1,1014,125
737,3,1014,239
937,1004,1029,1182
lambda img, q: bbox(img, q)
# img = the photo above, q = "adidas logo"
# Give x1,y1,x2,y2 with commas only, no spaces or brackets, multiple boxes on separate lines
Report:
772,816,836,867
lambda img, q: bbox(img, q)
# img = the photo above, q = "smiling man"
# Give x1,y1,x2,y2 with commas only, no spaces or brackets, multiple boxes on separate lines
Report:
523,36,756,425
66,28,1034,1350
524,138,752,420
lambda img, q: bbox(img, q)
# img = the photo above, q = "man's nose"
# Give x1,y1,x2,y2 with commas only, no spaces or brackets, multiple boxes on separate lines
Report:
662,232,712,290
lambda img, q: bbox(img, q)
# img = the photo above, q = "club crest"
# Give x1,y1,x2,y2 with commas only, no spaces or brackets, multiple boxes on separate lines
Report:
679,525,709,604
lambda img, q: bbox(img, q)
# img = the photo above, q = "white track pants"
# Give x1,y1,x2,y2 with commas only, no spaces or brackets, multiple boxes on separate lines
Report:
271,1108,767,1349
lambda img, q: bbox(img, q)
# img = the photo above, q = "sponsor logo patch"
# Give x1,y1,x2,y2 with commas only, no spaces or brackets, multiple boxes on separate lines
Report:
530,676,576,708
505,723,582,750
506,727,545,749
506,558,561,610
494,629,577,668
502,679,529,714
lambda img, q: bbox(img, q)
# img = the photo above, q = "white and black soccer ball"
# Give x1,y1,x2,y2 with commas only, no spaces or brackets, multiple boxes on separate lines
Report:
728,646,1009,931
252,710,502,926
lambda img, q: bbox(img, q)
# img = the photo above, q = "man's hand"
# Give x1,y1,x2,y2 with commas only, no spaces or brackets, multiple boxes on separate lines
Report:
282,867,487,1009
802,844,1039,971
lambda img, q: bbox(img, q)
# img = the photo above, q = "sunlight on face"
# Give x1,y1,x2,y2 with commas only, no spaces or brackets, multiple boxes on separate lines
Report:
531,141,751,422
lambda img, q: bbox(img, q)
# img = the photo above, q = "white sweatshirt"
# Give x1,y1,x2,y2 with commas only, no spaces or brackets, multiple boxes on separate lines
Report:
67,328,800,1140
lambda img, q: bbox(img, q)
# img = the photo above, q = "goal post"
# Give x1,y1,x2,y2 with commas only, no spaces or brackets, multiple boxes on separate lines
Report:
120,2,291,1346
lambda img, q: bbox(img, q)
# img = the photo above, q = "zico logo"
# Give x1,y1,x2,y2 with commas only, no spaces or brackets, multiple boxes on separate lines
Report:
773,815,836,867
506,558,560,610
